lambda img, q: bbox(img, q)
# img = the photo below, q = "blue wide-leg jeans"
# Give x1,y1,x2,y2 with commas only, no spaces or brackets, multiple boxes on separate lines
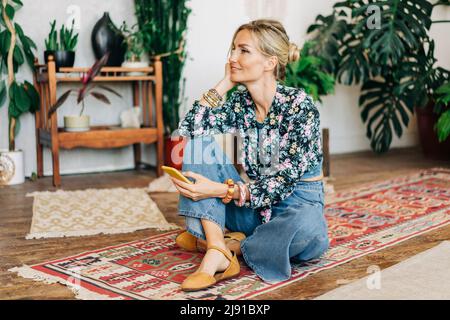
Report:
178,136,329,283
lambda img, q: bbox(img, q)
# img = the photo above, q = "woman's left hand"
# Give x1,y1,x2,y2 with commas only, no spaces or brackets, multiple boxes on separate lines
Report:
170,171,227,201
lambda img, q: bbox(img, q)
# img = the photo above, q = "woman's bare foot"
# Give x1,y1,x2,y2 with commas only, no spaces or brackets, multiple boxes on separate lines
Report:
197,238,242,255
195,243,232,276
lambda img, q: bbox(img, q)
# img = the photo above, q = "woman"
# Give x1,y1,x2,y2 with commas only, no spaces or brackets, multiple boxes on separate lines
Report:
171,19,329,291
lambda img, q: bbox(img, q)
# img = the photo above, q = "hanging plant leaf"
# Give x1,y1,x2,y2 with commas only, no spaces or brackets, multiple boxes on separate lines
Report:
83,52,109,85
90,91,111,104
0,30,11,57
23,80,40,113
77,82,95,104
11,0,24,6
8,99,20,118
9,81,31,114
97,85,122,98
13,46,24,66
48,89,72,117
5,4,15,20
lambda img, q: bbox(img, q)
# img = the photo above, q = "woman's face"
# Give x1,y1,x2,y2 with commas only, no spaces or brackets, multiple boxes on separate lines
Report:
229,29,276,83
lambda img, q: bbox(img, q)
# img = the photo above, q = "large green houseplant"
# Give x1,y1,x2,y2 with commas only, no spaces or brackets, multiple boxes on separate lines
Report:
305,0,450,154
434,81,450,142
284,40,335,102
135,0,191,168
0,0,40,185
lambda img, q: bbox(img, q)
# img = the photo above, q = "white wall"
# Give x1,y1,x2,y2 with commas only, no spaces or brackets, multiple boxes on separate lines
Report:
1,0,449,177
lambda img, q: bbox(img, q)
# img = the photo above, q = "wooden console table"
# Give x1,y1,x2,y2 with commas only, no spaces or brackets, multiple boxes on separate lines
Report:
33,56,165,187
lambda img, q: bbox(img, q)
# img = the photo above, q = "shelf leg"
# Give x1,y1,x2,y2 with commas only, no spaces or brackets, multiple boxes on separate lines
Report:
133,143,141,169
37,142,44,178
51,142,61,187
156,137,164,177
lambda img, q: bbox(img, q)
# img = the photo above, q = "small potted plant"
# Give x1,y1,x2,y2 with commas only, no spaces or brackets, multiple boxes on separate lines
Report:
44,19,78,71
119,21,147,75
48,53,122,132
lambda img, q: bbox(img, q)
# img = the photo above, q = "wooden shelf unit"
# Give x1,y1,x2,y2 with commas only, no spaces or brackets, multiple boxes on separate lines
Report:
33,57,165,187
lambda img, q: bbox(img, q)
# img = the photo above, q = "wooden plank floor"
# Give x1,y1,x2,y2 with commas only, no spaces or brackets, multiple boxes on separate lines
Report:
0,146,449,300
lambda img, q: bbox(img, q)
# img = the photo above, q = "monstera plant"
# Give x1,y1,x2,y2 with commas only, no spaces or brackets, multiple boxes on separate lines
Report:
305,0,450,153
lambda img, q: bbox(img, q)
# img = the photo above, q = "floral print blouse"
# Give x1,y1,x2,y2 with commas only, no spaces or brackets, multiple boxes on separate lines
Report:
178,82,323,223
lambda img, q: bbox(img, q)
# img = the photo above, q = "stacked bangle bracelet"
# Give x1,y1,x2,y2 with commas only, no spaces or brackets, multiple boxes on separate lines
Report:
221,178,235,204
202,88,223,108
234,181,247,207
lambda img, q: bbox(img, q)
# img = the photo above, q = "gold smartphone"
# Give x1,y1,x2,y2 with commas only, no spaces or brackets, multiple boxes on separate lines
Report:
161,166,194,184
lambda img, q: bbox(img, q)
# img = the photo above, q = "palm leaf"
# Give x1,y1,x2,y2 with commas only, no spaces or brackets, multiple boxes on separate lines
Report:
306,12,348,74
360,74,415,153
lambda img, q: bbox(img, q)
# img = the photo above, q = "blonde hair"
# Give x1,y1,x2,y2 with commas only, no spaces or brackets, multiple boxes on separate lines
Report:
229,19,300,81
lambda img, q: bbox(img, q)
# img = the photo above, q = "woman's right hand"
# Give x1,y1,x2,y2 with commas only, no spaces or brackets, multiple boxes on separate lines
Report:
206,63,237,102
221,63,237,91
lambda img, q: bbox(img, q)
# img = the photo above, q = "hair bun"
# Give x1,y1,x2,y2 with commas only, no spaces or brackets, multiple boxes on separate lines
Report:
288,43,300,63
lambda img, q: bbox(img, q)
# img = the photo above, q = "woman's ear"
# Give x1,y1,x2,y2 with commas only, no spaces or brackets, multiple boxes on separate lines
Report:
264,56,278,72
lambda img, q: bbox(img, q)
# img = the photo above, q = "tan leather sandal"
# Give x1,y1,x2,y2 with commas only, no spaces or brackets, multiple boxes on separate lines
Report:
175,231,246,253
175,231,200,252
181,245,240,291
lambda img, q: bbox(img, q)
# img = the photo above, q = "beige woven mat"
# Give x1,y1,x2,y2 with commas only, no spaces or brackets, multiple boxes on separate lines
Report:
26,188,180,239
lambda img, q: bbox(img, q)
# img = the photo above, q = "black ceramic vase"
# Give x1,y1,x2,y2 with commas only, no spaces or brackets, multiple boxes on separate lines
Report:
44,50,75,71
91,12,126,66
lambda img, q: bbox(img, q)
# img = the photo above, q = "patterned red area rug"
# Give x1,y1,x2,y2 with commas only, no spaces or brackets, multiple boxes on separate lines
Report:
10,168,450,300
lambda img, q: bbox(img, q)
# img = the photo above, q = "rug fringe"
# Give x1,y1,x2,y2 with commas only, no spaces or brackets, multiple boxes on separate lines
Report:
8,265,123,300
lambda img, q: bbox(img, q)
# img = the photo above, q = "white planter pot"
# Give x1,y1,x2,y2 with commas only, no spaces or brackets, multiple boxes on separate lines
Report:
64,115,90,132
121,61,148,76
0,149,25,185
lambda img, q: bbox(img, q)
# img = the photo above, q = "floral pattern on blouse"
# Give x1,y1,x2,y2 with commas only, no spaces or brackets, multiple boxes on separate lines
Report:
178,82,323,223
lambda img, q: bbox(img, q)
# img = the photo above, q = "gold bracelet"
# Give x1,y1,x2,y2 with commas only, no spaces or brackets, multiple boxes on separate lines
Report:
208,88,223,102
203,92,219,107
206,91,220,105
221,178,235,204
